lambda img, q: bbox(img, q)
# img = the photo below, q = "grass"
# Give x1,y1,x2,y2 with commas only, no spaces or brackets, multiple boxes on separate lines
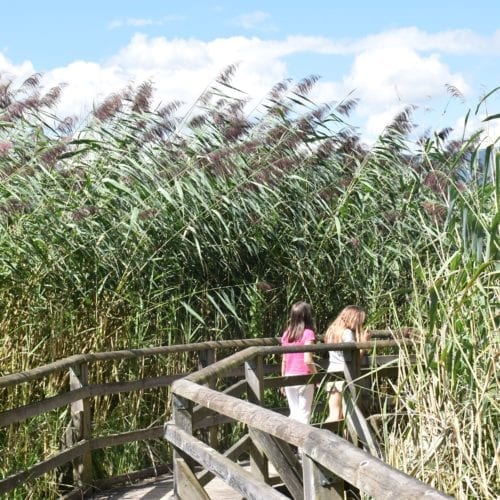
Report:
0,70,498,498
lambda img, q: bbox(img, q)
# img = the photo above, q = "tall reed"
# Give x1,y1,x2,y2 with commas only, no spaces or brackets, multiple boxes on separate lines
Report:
0,72,497,498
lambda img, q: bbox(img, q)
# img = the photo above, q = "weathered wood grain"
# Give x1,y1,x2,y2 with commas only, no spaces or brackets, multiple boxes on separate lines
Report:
165,424,287,500
197,434,252,487
249,428,302,500
171,378,451,499
0,375,182,427
302,453,344,500
175,457,210,500
69,363,92,487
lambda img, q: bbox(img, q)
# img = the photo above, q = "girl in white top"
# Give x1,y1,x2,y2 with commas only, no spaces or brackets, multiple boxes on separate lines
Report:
324,305,369,422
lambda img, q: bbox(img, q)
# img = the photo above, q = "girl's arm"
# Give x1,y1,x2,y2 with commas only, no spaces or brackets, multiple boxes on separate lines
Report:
359,329,371,358
304,340,317,374
281,355,286,395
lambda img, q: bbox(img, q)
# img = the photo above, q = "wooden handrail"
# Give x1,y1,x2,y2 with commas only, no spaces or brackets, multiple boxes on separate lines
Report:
186,339,410,385
0,333,414,497
169,345,450,500
0,330,405,388
0,426,164,495
0,340,408,432
0,374,183,427
0,337,281,388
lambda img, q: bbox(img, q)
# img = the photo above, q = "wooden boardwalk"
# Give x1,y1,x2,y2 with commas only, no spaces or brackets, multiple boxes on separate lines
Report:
91,473,244,499
1,334,451,499
91,463,273,499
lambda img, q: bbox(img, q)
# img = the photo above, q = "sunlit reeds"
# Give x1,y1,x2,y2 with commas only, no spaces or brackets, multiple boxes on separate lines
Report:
0,71,497,498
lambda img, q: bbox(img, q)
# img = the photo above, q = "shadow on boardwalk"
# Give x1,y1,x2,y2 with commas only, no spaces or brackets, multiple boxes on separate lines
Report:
91,472,246,500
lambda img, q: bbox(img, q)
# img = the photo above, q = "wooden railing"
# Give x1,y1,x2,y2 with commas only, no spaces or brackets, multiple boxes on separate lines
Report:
167,341,452,499
0,338,278,497
0,331,447,498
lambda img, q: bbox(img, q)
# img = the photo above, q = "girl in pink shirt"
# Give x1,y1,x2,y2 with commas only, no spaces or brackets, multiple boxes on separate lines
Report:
281,301,317,424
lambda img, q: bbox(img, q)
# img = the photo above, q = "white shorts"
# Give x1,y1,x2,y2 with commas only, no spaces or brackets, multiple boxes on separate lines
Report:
326,380,344,393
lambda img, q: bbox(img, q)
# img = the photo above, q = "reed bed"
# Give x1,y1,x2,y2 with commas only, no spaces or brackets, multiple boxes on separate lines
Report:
0,71,498,498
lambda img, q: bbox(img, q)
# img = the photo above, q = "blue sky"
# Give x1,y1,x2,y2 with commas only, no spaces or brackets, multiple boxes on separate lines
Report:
1,1,499,142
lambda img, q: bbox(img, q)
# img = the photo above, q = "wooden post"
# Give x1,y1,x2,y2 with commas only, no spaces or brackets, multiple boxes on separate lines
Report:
359,354,372,415
245,355,268,482
69,363,92,488
249,428,302,499
344,347,381,456
174,457,210,500
198,349,218,449
302,453,344,500
172,393,200,499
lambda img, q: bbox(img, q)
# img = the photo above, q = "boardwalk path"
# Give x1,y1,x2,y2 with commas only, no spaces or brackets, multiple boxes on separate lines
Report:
91,471,245,499
90,460,286,500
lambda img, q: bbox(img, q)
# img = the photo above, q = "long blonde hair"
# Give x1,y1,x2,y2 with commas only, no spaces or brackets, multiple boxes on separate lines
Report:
324,305,366,343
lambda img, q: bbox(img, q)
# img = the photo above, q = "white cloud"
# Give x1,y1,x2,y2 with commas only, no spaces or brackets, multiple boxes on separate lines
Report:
1,28,497,143
108,15,184,31
287,28,500,56
308,46,470,140
233,10,274,31
0,52,35,83
42,61,128,118
107,33,289,103
348,47,469,105
346,27,500,55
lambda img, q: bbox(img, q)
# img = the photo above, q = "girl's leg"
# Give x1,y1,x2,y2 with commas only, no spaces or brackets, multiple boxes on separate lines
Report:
296,384,314,424
285,385,300,421
327,389,343,422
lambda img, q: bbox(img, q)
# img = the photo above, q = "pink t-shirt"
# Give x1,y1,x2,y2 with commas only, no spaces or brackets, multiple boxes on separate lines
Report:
281,328,316,375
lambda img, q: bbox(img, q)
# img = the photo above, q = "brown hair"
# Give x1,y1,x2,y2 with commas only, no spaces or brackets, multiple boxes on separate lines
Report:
284,301,314,343
324,305,366,344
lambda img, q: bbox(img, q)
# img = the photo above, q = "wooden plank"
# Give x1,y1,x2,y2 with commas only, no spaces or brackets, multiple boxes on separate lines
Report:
92,463,172,491
249,428,303,500
0,334,409,389
172,393,195,498
0,375,182,427
198,349,218,449
188,340,412,387
230,353,415,379
90,426,164,449
302,453,343,500
193,379,247,424
0,338,282,389
69,363,93,487
343,355,382,458
245,340,412,359
0,338,410,390
165,424,287,500
245,356,268,483
194,412,236,429
0,426,168,494
264,372,326,389
172,378,451,499
175,457,210,500
197,434,251,487
0,441,90,495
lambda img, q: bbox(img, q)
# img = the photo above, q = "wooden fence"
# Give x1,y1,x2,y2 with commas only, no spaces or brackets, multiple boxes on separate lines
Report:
0,338,278,496
0,332,451,499
167,341,451,499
